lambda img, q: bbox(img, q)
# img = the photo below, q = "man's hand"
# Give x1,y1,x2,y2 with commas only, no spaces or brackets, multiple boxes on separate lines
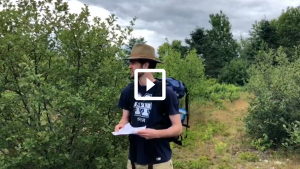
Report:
114,109,130,132
137,128,159,140
115,123,125,132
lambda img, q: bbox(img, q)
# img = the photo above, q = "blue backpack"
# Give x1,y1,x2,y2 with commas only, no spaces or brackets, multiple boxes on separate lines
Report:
128,77,190,146
156,77,190,134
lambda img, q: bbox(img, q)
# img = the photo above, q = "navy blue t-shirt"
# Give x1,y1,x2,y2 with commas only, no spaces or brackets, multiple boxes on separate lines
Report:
118,80,180,165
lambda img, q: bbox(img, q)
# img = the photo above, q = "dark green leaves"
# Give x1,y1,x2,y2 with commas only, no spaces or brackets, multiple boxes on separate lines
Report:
0,0,134,168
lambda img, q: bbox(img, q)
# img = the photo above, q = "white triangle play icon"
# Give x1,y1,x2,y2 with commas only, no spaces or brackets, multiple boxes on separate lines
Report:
146,78,155,91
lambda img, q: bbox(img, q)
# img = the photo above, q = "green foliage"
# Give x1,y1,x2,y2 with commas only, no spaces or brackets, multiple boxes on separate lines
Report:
245,46,300,147
218,58,250,86
177,120,225,150
238,35,270,64
282,120,300,149
186,10,239,78
249,19,279,49
257,19,279,49
185,27,207,58
0,0,135,168
214,141,228,155
243,6,300,63
158,39,188,60
187,156,213,169
173,160,185,168
216,163,232,169
251,134,273,152
204,82,241,105
200,121,225,142
239,152,259,162
157,39,206,104
216,157,232,169
157,38,241,107
276,6,300,50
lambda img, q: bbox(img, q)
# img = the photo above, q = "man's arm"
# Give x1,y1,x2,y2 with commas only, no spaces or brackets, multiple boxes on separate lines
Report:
156,114,182,138
156,87,182,138
118,109,130,125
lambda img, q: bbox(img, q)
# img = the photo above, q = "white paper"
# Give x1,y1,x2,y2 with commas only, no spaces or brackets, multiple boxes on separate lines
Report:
112,123,146,136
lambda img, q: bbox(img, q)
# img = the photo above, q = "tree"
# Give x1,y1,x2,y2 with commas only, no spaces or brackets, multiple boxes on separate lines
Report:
0,0,135,168
170,40,188,59
244,47,300,148
185,27,208,60
123,36,147,56
218,57,250,86
240,19,278,64
205,10,239,78
185,11,239,78
277,6,300,47
276,6,300,59
158,39,188,61
242,6,300,63
258,19,278,49
157,40,206,104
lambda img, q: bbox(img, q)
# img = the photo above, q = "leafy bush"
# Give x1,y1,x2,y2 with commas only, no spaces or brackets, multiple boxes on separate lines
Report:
0,1,134,168
239,152,259,162
157,41,207,104
282,121,300,149
218,57,250,86
244,47,300,147
157,39,242,107
204,82,241,103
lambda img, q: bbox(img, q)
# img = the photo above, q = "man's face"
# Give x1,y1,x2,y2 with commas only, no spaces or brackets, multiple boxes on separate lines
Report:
129,60,147,79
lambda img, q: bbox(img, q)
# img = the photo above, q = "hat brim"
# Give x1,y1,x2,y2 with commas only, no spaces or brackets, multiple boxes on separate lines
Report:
123,57,163,63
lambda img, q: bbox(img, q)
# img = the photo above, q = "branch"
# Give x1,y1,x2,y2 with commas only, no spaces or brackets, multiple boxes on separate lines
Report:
107,106,112,125
0,149,7,155
46,100,64,117
43,101,53,131
71,27,82,90
67,22,83,150
7,45,34,127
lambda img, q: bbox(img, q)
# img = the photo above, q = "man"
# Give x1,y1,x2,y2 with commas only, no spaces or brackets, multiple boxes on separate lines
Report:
115,44,182,169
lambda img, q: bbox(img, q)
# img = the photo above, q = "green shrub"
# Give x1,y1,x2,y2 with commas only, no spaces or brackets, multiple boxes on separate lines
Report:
157,44,207,104
239,152,259,162
218,57,250,86
251,134,273,152
205,82,241,103
245,47,300,147
214,141,228,155
282,120,300,148
187,156,213,169
0,1,134,168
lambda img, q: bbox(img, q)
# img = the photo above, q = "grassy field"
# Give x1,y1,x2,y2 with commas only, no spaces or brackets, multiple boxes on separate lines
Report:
171,92,300,169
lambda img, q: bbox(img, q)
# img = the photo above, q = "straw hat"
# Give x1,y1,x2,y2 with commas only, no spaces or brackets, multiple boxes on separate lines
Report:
124,43,162,63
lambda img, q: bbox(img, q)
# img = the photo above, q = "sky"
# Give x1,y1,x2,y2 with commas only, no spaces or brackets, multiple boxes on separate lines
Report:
29,0,300,52
64,0,300,51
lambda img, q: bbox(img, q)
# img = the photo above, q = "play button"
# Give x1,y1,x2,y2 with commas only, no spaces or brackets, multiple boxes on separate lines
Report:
146,78,155,91
134,69,166,101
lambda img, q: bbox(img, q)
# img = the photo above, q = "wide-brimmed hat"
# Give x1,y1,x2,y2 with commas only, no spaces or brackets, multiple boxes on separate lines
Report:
124,43,162,63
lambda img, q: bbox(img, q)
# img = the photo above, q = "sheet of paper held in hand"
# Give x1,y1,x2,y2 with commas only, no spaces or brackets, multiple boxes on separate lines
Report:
112,123,146,136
